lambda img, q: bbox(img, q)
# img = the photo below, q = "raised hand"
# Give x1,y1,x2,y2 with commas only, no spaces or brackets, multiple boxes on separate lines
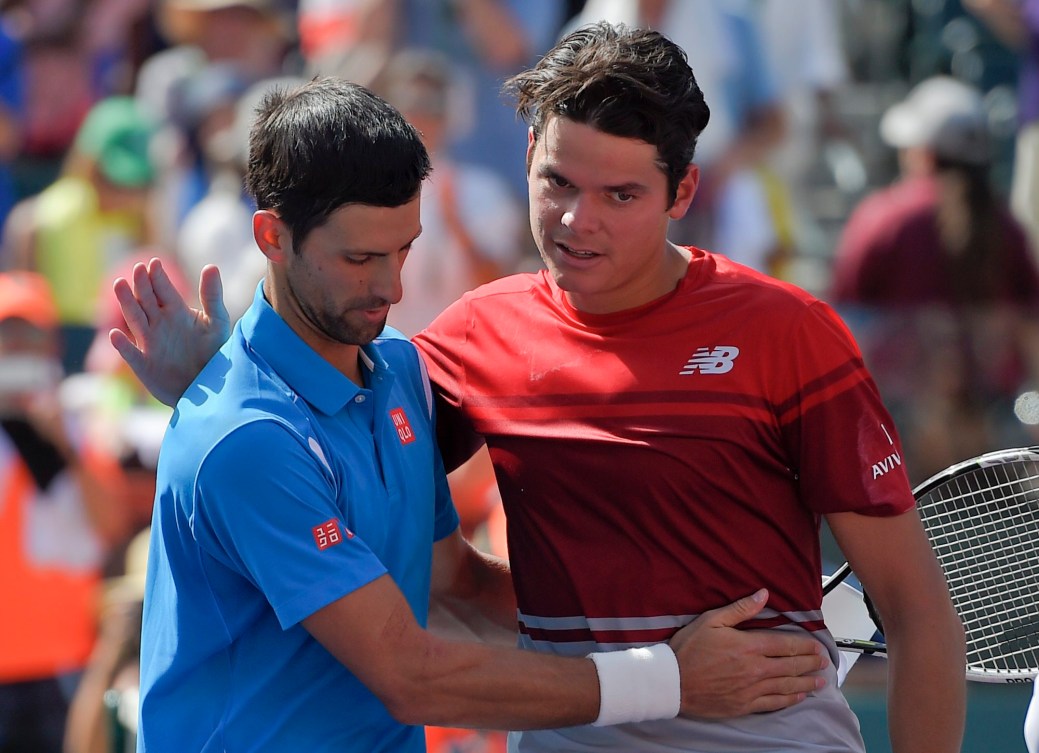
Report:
110,258,231,406
669,589,828,718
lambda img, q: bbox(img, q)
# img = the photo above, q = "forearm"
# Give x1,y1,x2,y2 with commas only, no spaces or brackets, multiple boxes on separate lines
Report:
430,541,518,645
884,611,966,752
306,574,603,729
393,634,600,729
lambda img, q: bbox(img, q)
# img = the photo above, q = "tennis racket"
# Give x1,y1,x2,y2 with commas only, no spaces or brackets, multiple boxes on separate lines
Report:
822,446,1039,684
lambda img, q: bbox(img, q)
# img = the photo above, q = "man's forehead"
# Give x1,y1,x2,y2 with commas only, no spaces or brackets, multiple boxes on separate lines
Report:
534,119,664,186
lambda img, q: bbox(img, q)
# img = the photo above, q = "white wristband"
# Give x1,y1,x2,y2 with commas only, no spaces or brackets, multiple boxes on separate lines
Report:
586,644,681,726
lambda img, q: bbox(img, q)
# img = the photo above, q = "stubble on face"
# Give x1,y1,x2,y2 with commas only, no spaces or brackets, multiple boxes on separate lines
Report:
284,255,391,347
275,200,419,355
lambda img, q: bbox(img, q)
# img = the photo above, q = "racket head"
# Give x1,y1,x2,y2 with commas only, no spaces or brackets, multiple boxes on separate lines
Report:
913,446,1039,683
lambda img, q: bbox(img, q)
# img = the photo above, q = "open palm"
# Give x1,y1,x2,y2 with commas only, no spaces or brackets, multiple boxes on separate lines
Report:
110,258,232,407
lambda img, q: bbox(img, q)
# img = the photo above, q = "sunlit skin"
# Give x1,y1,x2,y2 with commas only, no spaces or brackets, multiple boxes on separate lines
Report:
526,116,700,314
253,198,422,384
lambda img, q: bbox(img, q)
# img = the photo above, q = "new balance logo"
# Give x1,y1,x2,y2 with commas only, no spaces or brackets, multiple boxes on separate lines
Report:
680,346,740,375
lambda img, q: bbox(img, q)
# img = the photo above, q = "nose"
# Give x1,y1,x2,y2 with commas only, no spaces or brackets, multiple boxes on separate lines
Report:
560,194,596,233
370,254,405,305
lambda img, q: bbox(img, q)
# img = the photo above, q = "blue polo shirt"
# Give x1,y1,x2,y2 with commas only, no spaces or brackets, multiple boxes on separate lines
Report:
138,284,459,752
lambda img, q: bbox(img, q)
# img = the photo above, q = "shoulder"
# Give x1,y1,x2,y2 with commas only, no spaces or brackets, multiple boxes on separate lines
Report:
699,250,853,341
708,251,819,309
849,179,937,226
373,325,424,369
465,271,548,305
432,271,547,321
170,337,313,453
35,177,96,224
414,272,547,366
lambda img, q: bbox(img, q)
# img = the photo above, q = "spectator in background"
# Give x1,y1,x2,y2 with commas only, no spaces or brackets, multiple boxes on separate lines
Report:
564,0,787,275
963,0,1039,260
756,0,855,282
0,18,23,234
830,75,1039,483
154,0,295,84
4,0,156,202
302,0,569,202
1,95,158,373
375,48,526,339
135,0,298,249
174,75,299,321
758,0,850,192
154,62,250,242
64,525,151,753
0,271,126,753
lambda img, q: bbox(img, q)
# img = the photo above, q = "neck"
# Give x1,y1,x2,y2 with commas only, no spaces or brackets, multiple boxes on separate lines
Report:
263,276,366,387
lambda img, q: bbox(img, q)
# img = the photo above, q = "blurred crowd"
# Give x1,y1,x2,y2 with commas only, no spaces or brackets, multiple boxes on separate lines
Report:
0,1,1036,752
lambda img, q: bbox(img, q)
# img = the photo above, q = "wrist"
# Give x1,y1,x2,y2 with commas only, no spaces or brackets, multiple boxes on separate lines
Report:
586,644,681,726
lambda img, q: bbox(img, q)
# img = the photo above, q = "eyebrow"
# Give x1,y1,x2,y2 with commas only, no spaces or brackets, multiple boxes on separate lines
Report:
539,165,646,194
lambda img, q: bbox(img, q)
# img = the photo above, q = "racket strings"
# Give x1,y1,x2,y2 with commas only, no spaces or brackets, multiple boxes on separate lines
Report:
917,461,1039,677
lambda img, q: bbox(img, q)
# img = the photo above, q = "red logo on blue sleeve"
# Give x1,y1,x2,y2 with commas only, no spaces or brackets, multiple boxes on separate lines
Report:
313,518,352,550
389,407,416,445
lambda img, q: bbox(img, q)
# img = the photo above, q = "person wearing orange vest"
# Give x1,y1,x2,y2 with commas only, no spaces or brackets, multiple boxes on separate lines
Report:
0,272,127,753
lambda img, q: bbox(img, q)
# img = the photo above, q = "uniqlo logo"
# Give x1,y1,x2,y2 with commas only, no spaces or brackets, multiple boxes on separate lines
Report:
313,518,352,551
389,407,416,445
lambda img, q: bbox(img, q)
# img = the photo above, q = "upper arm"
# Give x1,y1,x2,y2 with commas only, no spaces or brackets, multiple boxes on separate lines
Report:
194,421,387,628
413,313,487,473
825,508,952,628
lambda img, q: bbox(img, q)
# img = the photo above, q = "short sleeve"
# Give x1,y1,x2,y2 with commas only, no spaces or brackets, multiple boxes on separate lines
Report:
779,301,916,517
192,420,388,629
414,300,487,473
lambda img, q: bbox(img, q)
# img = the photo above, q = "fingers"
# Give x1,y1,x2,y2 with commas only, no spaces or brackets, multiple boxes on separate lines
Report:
109,327,144,373
147,257,186,311
131,260,162,321
748,629,828,661
764,651,830,678
198,264,230,327
743,677,826,714
113,273,149,337
701,589,769,628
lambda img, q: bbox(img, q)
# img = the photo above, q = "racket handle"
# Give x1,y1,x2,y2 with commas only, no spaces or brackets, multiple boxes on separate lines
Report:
834,637,887,656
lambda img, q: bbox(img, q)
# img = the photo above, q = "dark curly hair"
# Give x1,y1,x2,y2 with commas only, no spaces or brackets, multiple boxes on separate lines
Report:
505,22,710,206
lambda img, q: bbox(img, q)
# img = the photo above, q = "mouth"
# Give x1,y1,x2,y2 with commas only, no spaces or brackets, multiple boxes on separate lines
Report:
555,241,600,260
358,304,390,321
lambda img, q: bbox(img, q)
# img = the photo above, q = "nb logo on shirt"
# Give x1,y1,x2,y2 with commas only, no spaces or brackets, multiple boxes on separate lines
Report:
680,346,740,375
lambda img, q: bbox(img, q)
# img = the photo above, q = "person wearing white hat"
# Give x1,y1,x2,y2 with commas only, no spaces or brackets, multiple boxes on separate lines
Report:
830,74,1039,482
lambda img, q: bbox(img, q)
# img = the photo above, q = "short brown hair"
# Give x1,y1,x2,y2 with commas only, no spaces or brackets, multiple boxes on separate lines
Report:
505,22,710,205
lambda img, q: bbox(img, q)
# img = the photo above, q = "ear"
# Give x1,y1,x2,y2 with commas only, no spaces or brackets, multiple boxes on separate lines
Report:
668,163,700,220
525,126,536,172
253,210,291,263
